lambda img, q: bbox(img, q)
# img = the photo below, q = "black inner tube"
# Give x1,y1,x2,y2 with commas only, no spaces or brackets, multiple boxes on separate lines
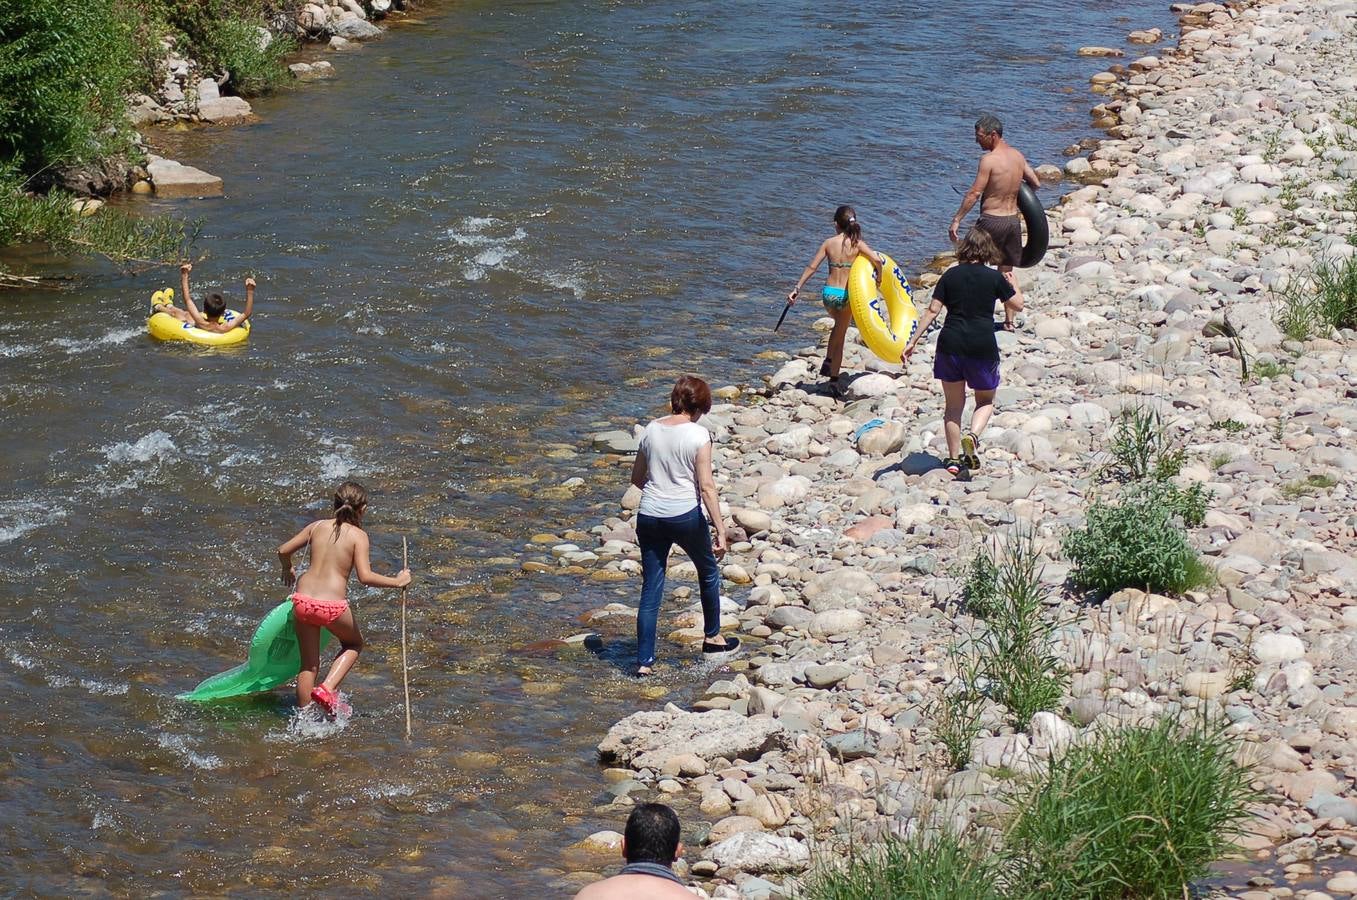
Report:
1018,182,1049,268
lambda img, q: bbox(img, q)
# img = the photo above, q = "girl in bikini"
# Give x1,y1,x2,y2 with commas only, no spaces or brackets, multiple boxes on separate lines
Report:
786,205,884,397
277,481,411,715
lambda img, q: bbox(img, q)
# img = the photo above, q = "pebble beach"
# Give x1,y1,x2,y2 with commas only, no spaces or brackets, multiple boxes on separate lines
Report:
554,1,1357,896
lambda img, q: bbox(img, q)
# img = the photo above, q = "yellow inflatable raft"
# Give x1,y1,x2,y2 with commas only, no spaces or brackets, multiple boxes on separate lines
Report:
847,254,918,363
146,288,250,347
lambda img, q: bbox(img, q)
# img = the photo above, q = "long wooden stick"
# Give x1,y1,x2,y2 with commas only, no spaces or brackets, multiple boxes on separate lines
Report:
401,536,412,740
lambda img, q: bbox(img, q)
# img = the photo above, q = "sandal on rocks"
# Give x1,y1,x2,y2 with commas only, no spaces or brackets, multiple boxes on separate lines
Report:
960,432,981,471
702,636,741,655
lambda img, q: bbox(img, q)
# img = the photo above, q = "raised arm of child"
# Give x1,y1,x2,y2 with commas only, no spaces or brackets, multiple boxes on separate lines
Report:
787,240,828,305
277,520,317,589
352,529,412,589
180,263,209,328
211,277,255,334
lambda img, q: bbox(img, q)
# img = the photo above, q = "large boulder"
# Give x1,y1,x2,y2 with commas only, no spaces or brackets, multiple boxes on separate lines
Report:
702,832,810,874
803,568,880,611
598,709,786,770
198,96,253,123
331,16,382,39
146,157,223,198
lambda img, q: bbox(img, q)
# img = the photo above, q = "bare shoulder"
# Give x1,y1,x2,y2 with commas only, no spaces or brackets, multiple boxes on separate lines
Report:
571,880,605,900
344,524,370,549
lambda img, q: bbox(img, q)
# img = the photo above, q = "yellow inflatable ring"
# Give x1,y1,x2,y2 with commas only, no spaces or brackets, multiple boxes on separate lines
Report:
847,254,919,363
146,288,250,347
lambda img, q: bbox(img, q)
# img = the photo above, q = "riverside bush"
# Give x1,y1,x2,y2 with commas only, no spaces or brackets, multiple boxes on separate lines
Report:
201,14,296,96
0,0,137,173
798,829,1003,900
1062,487,1213,595
129,0,297,96
1004,716,1257,899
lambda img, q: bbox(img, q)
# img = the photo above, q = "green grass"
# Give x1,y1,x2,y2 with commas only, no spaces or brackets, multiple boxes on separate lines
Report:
1,164,193,279
1274,254,1357,340
797,829,1005,900
1214,418,1247,434
1003,716,1259,900
1279,473,1339,500
1063,483,1213,595
1210,452,1232,472
1251,359,1291,380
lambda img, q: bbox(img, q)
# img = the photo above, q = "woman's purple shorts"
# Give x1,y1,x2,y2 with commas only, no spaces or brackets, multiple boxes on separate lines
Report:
934,353,1001,391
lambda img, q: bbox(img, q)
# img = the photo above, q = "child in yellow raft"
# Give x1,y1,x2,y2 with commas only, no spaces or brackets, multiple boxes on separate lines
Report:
276,481,412,716
786,205,884,398
152,262,255,334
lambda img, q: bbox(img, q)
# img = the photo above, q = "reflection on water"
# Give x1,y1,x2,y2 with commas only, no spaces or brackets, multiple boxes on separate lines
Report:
0,0,1175,893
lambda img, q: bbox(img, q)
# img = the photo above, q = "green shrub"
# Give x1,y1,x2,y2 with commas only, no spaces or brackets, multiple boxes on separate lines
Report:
1103,406,1184,483
797,829,1004,900
1063,488,1213,595
1003,716,1258,900
200,14,296,96
0,0,137,173
980,534,1067,728
127,0,297,97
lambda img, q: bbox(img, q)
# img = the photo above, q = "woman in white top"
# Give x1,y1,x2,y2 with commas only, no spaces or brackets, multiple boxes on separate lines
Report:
628,375,738,676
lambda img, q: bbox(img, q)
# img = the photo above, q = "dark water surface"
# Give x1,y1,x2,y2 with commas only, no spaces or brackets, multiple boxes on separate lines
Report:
1,1,1176,894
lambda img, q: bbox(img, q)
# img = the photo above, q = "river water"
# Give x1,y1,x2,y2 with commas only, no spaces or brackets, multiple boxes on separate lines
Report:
1,1,1178,894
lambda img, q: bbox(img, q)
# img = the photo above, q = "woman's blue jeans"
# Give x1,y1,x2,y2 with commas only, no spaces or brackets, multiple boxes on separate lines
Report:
635,506,722,667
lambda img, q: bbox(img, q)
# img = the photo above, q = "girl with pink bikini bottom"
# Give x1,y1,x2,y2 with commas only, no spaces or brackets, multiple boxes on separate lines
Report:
277,481,412,715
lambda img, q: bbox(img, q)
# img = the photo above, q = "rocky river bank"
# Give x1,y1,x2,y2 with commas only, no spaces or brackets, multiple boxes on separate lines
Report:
59,0,407,201
542,1,1357,896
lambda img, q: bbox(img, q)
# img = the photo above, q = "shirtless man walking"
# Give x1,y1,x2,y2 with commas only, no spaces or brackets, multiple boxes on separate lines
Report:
949,114,1040,330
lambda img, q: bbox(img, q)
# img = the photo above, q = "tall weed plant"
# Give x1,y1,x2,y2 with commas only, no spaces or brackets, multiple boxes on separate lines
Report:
1102,405,1184,483
1003,716,1258,900
979,534,1067,728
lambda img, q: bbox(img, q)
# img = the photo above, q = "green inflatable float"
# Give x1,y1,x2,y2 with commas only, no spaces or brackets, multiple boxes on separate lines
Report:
179,600,332,702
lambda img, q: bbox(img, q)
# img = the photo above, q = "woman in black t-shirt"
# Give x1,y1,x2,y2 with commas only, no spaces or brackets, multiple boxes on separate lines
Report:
901,228,1023,476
